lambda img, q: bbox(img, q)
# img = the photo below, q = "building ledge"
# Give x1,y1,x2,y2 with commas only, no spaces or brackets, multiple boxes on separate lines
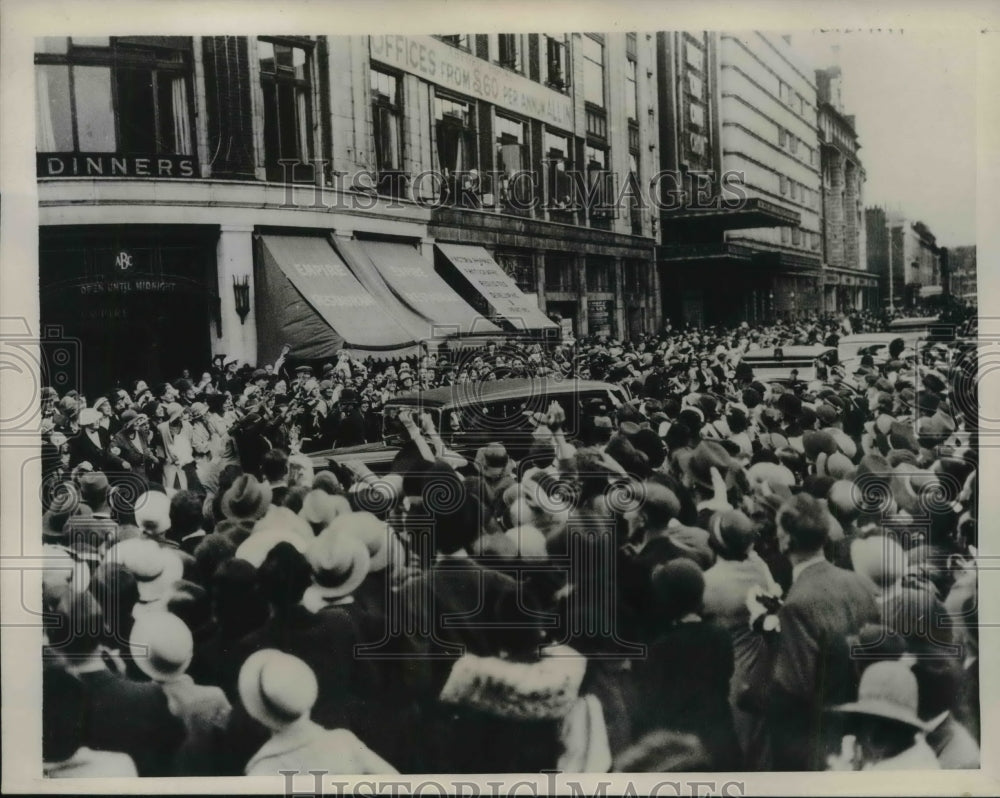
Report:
661,197,801,232
657,242,757,262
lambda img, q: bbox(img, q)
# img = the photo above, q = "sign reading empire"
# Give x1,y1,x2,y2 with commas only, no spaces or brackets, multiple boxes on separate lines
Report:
370,35,575,129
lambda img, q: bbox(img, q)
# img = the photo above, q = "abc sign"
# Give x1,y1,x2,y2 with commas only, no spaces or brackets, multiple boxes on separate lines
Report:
115,251,134,271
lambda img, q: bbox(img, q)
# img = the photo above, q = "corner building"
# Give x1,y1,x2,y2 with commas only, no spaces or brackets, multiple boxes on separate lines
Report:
657,32,822,326
35,34,659,394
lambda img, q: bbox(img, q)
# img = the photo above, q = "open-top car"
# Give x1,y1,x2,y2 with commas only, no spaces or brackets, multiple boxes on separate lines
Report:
739,345,839,385
308,377,631,475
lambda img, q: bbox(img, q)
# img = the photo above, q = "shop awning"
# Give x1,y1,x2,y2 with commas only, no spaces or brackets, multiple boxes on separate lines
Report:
256,234,422,363
333,237,502,339
435,243,558,333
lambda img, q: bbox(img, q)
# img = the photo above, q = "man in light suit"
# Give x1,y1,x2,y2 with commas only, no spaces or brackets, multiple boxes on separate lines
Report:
765,493,879,771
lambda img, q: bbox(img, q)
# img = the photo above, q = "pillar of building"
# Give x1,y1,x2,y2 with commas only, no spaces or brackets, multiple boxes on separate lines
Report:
214,225,258,366
533,250,547,312
576,254,589,336
613,256,626,341
824,149,846,269
843,160,860,270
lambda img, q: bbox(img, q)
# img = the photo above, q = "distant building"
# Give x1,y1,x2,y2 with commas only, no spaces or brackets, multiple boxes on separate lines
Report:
815,66,878,311
865,208,942,308
948,245,978,303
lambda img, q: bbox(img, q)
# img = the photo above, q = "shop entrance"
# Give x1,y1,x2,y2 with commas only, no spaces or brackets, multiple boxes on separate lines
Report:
40,225,218,396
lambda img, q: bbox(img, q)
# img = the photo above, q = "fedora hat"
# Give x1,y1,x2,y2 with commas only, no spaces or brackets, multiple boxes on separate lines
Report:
300,489,352,527
43,487,83,539
678,440,732,491
324,511,401,572
78,407,100,427
305,528,370,601
222,475,272,522
236,527,309,569
165,403,185,424
189,402,208,420
830,660,932,731
134,491,171,537
239,649,318,731
129,611,193,682
105,537,183,605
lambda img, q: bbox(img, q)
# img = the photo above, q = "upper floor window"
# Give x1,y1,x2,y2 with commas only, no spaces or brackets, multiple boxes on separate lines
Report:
496,114,529,214
35,36,194,158
582,35,605,108
439,34,471,51
488,34,523,72
435,94,479,207
543,34,569,91
544,130,574,215
626,58,638,121
258,38,314,181
370,66,406,197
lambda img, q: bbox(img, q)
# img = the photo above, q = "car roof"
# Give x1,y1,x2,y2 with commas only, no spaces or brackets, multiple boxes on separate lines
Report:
384,377,624,408
741,345,835,359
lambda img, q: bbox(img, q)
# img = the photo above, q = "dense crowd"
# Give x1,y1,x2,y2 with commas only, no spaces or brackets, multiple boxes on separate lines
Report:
39,309,980,776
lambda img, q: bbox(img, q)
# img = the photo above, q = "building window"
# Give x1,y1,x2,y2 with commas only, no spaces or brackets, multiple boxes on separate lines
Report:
688,73,704,99
35,36,195,158
370,66,406,197
792,227,801,246
544,34,569,91
496,113,529,214
439,34,471,51
259,38,314,181
626,58,638,121
685,41,702,70
435,94,478,207
496,252,535,294
586,256,614,292
545,255,577,293
689,101,705,129
781,226,791,245
790,180,798,201
789,135,798,155
798,93,805,115
488,34,523,72
779,175,787,196
628,151,642,235
586,144,615,223
544,130,575,217
582,35,605,108
778,127,787,148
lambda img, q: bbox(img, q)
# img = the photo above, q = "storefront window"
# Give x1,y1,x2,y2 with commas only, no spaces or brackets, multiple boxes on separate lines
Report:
35,37,194,158
435,94,479,207
496,252,536,294
370,66,407,198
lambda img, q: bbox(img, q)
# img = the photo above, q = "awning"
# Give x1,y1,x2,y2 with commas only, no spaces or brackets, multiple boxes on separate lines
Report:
919,285,943,298
333,237,502,339
435,243,558,333
256,234,422,363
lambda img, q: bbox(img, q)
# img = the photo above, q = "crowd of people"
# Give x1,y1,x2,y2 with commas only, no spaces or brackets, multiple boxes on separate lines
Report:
39,309,980,776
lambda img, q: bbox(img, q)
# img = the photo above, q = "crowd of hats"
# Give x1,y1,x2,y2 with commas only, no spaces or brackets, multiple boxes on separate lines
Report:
37,308,980,776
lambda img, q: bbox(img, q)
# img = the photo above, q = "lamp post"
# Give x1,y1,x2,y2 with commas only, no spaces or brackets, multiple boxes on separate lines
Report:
233,275,251,324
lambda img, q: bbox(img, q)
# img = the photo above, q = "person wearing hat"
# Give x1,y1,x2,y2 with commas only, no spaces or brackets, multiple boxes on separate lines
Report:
630,558,740,770
68,406,130,474
238,649,397,775
129,612,232,775
112,409,159,484
157,402,200,492
92,395,119,436
702,510,781,766
333,386,367,448
216,474,273,546
764,493,880,770
302,526,371,613
43,664,139,777
52,592,185,776
827,660,940,770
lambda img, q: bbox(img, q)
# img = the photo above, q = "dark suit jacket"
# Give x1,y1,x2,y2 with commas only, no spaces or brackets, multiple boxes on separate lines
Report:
112,429,158,481
76,668,185,777
766,559,879,770
69,428,128,473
